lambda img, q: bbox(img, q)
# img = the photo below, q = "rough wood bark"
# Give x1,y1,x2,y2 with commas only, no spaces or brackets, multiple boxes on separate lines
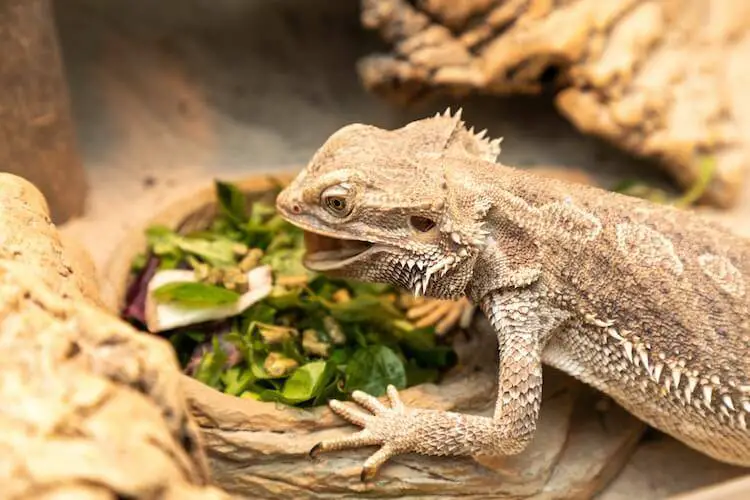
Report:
356,0,750,208
104,173,646,499
0,0,87,224
0,174,233,499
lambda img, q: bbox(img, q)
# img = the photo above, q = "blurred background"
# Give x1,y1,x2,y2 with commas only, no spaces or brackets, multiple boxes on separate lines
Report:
3,0,750,497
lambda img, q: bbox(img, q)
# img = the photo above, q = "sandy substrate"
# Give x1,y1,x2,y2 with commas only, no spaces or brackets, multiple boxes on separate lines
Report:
52,0,748,497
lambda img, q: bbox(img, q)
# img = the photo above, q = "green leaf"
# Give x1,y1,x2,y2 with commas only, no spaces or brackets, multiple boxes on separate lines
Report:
347,281,392,296
674,156,716,207
146,224,238,267
405,358,440,386
130,253,147,273
215,181,247,222
248,201,276,225
152,281,240,308
343,345,407,397
264,286,307,310
194,336,228,389
261,246,314,280
222,367,254,396
280,360,336,404
173,237,238,267
407,345,457,369
328,347,352,365
324,295,402,323
242,303,277,325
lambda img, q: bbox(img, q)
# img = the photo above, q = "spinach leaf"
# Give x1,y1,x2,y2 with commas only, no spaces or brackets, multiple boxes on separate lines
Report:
152,281,240,308
280,360,336,403
215,180,247,222
344,345,406,397
222,367,254,396
194,336,228,389
146,224,237,267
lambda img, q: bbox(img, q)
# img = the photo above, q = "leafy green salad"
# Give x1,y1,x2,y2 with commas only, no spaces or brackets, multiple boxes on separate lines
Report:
121,180,458,408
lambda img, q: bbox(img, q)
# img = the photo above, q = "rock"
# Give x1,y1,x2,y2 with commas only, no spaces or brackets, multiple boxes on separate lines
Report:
356,0,750,208
672,476,750,500
0,0,88,224
104,173,646,499
0,173,99,305
0,175,233,499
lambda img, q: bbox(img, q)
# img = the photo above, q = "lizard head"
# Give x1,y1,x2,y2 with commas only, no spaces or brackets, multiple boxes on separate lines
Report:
275,108,502,299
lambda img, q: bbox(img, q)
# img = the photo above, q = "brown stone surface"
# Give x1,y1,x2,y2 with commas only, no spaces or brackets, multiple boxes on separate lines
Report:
0,0,87,224
356,0,750,209
104,175,646,499
0,177,233,499
0,173,100,307
671,475,750,500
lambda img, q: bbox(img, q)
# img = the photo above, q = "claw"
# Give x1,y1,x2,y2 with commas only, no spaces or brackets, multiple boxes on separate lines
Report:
308,429,380,457
361,444,397,482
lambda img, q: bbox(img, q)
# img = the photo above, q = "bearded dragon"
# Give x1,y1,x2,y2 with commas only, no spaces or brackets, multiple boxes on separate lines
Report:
275,108,750,481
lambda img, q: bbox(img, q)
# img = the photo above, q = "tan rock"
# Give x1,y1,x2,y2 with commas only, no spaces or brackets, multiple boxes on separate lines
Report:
0,173,102,307
0,175,233,499
356,0,750,208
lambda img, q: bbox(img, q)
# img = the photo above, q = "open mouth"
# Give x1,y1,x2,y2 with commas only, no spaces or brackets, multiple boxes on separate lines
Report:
302,231,374,271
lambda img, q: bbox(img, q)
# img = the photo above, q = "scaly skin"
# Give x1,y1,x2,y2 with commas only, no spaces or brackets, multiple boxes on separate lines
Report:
275,108,750,481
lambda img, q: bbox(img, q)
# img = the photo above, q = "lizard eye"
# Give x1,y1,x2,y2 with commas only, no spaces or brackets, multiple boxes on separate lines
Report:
321,184,353,217
409,215,436,233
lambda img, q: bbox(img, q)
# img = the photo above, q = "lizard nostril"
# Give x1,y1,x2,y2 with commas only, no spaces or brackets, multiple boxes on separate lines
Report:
291,204,302,214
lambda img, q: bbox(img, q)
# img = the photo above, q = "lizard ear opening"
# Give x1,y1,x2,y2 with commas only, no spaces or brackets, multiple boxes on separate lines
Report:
409,216,436,233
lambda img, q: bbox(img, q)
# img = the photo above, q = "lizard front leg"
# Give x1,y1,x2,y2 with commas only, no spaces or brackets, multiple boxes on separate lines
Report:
310,288,565,480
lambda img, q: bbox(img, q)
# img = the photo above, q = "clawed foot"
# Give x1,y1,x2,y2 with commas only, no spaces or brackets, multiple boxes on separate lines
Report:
310,385,412,481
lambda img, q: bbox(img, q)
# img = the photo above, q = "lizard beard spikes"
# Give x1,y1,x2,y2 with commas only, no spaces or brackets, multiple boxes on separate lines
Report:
398,254,462,297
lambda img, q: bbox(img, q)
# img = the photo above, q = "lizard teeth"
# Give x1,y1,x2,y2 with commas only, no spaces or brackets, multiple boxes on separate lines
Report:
671,369,682,389
638,348,650,374
652,362,664,383
702,385,713,408
413,280,423,297
663,374,672,393
422,272,432,292
722,394,735,411
685,376,698,404
607,328,623,341
622,341,634,363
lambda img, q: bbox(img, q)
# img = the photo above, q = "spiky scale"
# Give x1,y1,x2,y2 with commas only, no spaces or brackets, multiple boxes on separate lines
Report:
723,394,735,411
702,385,713,407
653,363,664,383
672,369,682,389
623,341,634,363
